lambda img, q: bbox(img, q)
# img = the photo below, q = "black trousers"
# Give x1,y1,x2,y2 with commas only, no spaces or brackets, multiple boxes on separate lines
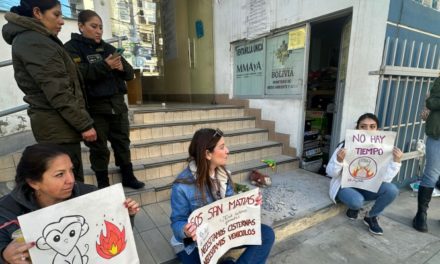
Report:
85,112,131,172
59,142,84,182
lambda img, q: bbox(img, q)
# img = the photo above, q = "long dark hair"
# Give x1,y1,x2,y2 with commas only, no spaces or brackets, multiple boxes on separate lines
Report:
10,0,60,17
15,143,70,197
178,128,232,203
356,113,379,129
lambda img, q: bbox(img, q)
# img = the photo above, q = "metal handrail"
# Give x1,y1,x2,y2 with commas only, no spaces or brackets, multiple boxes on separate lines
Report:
0,36,127,118
0,104,28,117
0,59,12,68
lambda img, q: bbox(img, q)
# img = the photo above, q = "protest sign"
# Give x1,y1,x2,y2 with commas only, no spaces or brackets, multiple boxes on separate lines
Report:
188,188,261,264
18,184,139,264
341,129,396,192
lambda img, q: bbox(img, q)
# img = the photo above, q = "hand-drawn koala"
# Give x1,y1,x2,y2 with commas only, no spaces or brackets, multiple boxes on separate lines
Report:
37,215,89,264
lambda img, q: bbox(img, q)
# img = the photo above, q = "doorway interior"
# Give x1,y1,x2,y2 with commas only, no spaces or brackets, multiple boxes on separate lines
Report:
140,0,215,104
302,15,351,175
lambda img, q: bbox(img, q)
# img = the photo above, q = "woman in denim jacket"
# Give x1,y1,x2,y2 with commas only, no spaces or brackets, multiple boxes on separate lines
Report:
170,128,275,264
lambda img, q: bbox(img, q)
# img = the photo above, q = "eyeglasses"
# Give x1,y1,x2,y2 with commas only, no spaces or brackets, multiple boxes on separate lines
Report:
212,128,223,138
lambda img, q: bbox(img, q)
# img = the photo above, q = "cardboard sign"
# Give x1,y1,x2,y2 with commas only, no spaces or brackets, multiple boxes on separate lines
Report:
342,130,396,192
188,188,261,264
18,184,139,264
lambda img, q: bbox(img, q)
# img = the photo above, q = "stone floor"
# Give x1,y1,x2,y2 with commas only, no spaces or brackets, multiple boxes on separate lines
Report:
268,189,440,264
130,168,335,264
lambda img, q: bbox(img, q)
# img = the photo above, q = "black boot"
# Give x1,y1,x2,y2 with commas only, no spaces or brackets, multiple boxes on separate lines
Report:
120,163,145,189
95,170,110,189
436,177,440,190
413,186,434,232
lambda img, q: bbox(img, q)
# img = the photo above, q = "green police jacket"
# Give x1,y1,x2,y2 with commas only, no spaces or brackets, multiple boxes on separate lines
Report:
426,77,440,139
2,12,94,143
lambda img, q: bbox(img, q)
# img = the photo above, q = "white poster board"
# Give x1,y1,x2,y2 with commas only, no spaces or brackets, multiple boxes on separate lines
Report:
342,130,396,192
18,184,139,264
188,188,261,264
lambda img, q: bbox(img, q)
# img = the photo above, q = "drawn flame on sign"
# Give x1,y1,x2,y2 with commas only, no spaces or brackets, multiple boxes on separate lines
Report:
96,220,126,259
351,167,375,179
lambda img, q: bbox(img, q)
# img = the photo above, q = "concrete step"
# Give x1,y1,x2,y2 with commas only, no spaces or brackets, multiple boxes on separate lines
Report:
81,128,269,164
129,116,256,142
86,154,299,203
82,140,285,184
131,169,341,264
131,105,245,125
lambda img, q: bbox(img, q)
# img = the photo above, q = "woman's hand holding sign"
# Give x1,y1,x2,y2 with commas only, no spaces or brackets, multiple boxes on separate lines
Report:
2,239,35,264
336,148,346,163
392,147,403,163
256,192,263,206
124,198,140,216
184,222,197,241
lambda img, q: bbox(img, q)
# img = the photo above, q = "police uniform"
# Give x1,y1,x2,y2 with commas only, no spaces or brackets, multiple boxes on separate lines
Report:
65,33,144,189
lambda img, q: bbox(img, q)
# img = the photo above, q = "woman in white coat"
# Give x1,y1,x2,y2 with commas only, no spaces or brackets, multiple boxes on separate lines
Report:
326,113,403,235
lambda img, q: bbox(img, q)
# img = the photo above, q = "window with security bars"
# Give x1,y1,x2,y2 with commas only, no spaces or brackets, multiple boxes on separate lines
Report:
0,0,94,18
413,0,440,10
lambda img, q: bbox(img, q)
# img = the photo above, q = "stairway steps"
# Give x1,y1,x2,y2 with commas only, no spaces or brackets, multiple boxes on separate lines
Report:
131,106,245,125
83,140,285,185
0,103,300,211
85,140,283,173
129,117,256,141
81,128,269,164
121,155,299,205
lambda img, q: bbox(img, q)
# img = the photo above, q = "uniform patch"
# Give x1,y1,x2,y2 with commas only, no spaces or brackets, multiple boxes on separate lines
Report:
87,54,103,63
73,57,81,63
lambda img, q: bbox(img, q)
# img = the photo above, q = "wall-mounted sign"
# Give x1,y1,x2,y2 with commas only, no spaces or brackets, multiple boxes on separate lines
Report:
288,27,306,50
265,34,305,96
234,39,266,97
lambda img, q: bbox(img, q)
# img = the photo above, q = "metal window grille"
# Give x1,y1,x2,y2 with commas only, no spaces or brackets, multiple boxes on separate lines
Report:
371,36,440,187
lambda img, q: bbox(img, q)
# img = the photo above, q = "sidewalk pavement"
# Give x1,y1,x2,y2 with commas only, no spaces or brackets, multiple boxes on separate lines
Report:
268,189,440,264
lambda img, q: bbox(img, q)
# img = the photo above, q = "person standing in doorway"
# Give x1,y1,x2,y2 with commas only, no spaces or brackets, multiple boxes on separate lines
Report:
326,113,403,235
413,77,440,232
64,10,144,189
2,0,97,182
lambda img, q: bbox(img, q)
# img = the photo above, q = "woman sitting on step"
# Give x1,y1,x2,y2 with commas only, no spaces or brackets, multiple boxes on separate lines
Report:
0,143,140,263
326,113,403,235
169,128,275,264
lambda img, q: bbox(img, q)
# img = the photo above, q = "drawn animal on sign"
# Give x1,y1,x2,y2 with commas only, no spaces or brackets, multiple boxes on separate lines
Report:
36,215,89,264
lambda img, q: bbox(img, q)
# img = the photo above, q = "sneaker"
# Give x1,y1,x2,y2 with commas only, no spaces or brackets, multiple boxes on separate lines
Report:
346,209,359,220
363,216,383,235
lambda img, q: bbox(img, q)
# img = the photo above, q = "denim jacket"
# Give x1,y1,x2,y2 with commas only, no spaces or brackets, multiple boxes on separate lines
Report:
170,162,234,255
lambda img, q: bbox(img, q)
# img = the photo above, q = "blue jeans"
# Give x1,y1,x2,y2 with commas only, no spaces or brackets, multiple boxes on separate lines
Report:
337,182,399,217
421,136,440,188
177,224,275,264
